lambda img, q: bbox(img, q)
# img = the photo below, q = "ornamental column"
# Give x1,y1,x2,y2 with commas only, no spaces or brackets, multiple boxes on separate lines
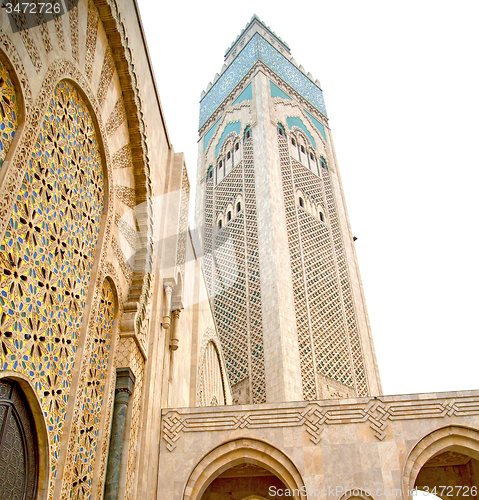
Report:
104,367,136,500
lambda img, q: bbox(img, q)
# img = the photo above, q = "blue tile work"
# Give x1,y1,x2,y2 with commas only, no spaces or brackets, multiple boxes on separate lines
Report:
215,121,241,157
258,37,327,118
286,116,316,150
270,81,292,100
200,33,327,129
204,118,221,152
233,83,253,105
304,109,326,141
200,41,258,129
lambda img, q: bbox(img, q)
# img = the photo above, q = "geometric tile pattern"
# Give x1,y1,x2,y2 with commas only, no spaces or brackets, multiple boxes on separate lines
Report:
70,280,115,499
199,33,327,129
0,81,104,487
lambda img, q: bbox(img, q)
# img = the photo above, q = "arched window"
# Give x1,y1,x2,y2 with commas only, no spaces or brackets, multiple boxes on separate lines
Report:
244,126,251,140
235,142,239,151
236,202,241,213
277,123,285,136
291,138,296,146
299,197,304,208
320,212,324,222
320,156,328,170
227,211,232,222
207,165,213,180
218,220,222,229
0,59,20,169
0,379,39,499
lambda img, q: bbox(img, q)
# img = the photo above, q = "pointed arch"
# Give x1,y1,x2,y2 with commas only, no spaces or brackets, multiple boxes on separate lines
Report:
402,425,479,500
183,438,306,500
0,373,49,500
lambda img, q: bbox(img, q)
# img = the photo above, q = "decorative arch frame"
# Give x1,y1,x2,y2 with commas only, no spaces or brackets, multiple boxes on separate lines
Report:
290,128,313,151
182,438,307,500
196,326,230,406
219,132,238,157
0,372,49,500
402,425,479,500
235,193,244,214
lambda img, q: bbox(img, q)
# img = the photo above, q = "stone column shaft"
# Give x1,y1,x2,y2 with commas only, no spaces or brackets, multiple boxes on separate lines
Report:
104,368,136,500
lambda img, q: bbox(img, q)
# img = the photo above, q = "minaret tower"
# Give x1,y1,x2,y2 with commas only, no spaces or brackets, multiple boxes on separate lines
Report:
196,16,382,404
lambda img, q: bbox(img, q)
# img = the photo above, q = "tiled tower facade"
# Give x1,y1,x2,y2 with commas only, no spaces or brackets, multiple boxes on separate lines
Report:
196,16,382,404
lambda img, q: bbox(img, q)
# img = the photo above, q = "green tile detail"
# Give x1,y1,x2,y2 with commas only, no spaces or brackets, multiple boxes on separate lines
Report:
270,81,292,100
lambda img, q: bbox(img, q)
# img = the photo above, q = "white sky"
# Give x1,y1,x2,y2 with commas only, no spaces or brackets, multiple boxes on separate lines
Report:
136,0,479,397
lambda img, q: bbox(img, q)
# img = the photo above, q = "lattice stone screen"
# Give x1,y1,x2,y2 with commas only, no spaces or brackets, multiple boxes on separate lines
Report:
277,132,368,398
203,135,266,404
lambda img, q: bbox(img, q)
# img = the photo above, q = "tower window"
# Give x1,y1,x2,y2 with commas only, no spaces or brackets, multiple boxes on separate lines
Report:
227,151,231,160
235,142,239,151
291,138,296,146
218,220,222,229
310,152,314,160
320,212,324,222
301,145,305,154
219,160,223,169
299,197,304,208
278,128,283,136
237,202,241,213
246,131,251,139
227,211,232,221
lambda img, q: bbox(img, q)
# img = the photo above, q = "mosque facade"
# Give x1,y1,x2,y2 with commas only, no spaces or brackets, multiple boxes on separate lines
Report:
0,3,478,500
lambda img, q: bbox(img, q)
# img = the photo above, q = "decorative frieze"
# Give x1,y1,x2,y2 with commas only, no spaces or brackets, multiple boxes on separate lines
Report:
162,393,479,452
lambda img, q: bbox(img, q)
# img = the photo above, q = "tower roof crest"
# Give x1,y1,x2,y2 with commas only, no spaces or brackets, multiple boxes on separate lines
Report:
224,15,290,62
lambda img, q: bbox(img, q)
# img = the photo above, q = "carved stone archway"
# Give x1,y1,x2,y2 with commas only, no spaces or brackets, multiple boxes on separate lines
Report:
183,438,306,500
403,426,479,500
